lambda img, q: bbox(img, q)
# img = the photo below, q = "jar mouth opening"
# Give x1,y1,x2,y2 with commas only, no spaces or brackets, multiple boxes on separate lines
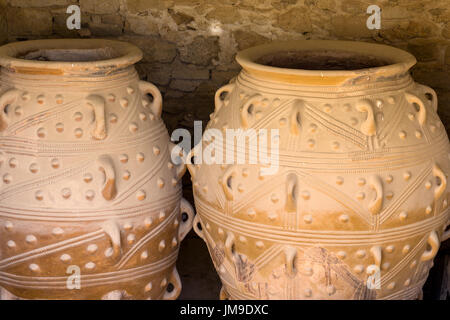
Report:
18,47,121,62
236,40,417,85
0,39,143,75
255,50,392,71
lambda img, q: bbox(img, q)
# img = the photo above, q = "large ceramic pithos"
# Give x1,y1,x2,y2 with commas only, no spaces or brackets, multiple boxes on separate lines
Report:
188,40,450,300
0,39,193,300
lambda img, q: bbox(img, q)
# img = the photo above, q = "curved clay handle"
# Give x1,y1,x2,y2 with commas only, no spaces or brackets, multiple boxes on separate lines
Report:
370,245,382,269
86,95,107,140
417,83,438,112
0,89,20,132
432,164,446,201
240,95,261,129
284,246,297,277
368,175,383,215
214,83,234,113
97,155,117,200
220,287,229,300
162,268,182,300
192,214,204,241
185,145,200,179
178,198,194,242
366,245,382,276
221,166,236,201
405,92,427,126
169,142,187,181
101,220,122,259
290,107,301,135
225,232,237,263
356,100,376,136
285,174,297,213
442,221,450,242
421,230,440,261
138,80,163,118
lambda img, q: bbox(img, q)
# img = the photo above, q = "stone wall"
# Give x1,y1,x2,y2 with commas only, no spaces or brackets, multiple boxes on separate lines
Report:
0,1,7,44
1,0,450,136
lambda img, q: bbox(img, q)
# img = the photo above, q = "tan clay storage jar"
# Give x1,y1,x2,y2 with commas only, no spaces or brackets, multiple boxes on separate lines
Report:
0,39,193,300
189,40,450,300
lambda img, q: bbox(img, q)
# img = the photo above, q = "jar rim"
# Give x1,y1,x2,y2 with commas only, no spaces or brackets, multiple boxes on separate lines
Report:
0,39,143,75
235,40,417,85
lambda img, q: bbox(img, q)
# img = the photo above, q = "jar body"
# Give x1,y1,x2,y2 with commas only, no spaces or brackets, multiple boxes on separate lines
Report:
191,68,450,300
0,63,193,300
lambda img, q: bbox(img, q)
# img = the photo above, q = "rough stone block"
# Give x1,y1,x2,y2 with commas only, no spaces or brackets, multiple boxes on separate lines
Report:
379,20,413,42
381,6,410,19
101,14,123,26
412,68,450,90
135,63,172,86
233,29,269,50
407,39,441,62
170,79,202,92
379,19,438,41
305,0,336,11
0,12,6,45
211,70,240,86
445,45,450,65
89,23,123,37
442,23,450,39
406,20,439,38
172,61,210,80
340,0,368,15
120,36,177,63
79,0,120,14
125,15,159,36
275,7,312,33
9,0,74,7
168,9,194,25
180,36,220,66
239,0,281,10
164,89,186,99
205,5,242,24
331,15,376,38
126,0,173,13
428,7,450,23
7,8,52,36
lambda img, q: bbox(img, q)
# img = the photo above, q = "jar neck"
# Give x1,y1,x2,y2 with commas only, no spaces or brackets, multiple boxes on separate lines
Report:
0,65,138,91
235,40,417,95
236,68,414,97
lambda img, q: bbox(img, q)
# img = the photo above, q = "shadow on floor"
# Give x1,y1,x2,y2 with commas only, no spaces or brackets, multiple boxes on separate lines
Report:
177,230,221,300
